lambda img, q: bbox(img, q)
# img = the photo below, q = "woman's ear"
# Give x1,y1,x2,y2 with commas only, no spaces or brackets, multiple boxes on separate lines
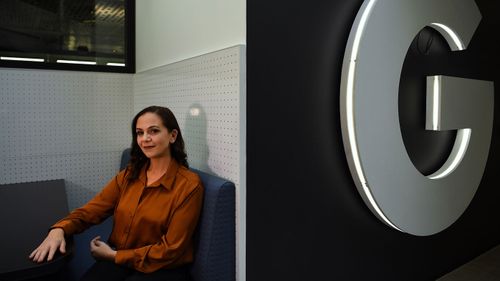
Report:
170,129,178,143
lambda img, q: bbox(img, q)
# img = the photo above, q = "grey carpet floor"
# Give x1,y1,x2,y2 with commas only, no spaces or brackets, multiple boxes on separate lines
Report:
437,245,500,281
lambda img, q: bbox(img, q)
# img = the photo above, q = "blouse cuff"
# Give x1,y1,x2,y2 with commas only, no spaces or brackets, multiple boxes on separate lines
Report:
50,221,74,236
115,249,135,266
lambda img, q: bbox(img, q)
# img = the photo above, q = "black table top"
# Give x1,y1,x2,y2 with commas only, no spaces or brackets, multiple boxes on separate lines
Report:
0,179,71,281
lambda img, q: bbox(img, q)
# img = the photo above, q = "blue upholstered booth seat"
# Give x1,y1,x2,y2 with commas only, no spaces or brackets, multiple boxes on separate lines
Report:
64,149,236,281
189,168,236,281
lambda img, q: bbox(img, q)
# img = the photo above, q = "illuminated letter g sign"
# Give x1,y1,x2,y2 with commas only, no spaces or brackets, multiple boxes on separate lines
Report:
340,0,494,235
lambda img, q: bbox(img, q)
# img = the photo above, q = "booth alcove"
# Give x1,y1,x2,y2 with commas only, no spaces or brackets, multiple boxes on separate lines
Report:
64,148,236,281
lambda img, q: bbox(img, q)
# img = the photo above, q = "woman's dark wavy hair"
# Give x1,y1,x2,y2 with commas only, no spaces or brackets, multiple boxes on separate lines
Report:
127,106,188,181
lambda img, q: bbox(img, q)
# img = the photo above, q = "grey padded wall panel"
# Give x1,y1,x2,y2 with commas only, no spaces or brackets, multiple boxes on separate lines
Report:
133,45,246,281
134,45,244,185
0,68,133,209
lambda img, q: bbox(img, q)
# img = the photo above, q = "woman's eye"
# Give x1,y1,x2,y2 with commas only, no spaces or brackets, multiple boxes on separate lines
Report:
149,129,160,135
136,131,144,136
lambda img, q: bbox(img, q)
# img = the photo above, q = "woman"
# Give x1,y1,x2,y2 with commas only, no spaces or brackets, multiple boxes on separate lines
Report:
29,106,204,281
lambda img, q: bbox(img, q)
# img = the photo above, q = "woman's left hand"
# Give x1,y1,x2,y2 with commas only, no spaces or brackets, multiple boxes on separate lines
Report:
90,236,117,261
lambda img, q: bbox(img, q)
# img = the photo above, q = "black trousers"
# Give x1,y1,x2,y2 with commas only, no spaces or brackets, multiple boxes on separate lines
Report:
80,260,189,281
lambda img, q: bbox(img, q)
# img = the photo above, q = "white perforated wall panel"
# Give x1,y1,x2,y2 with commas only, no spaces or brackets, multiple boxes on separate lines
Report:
134,45,246,281
0,68,133,209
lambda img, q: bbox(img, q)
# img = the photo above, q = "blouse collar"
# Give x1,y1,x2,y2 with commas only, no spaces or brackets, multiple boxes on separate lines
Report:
139,159,180,190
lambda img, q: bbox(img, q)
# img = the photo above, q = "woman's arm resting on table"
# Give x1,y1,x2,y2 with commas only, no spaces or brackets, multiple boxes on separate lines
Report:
29,228,66,263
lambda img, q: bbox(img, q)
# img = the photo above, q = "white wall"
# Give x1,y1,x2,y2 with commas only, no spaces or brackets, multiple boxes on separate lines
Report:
135,0,246,72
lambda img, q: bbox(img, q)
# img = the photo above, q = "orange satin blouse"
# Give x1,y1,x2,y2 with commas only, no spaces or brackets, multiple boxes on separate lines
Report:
52,159,204,273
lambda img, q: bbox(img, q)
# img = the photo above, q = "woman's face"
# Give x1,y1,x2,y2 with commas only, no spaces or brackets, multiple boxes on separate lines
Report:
136,112,177,159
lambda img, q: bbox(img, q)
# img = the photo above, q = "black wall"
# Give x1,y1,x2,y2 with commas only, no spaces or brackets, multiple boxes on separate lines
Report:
247,0,500,280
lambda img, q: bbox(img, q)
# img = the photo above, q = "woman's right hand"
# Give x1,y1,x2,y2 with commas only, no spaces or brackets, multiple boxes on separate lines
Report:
29,228,66,263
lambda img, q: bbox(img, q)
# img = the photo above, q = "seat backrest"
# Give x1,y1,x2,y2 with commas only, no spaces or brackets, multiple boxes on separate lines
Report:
189,168,236,281
121,148,236,281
